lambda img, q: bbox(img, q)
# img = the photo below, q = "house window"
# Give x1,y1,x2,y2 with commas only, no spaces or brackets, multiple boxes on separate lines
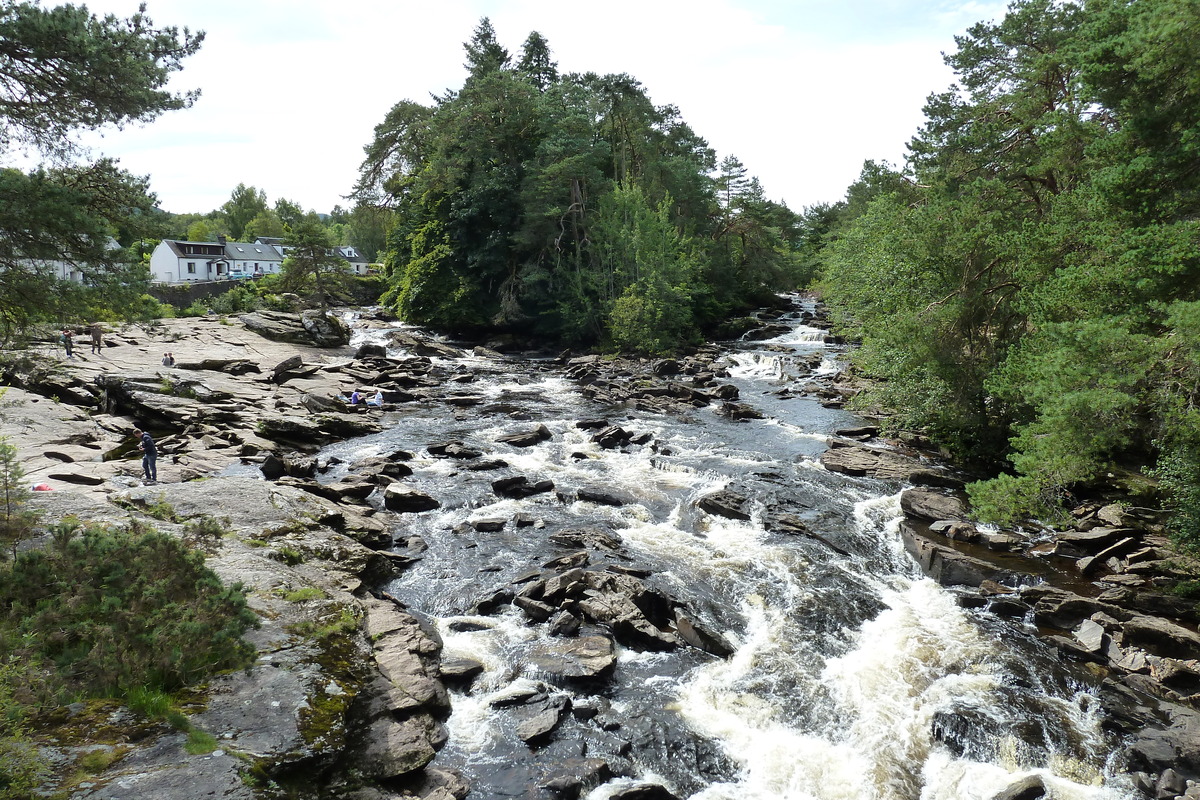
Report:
187,262,196,274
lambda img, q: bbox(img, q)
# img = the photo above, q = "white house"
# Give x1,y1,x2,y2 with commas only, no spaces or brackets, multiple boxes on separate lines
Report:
150,237,283,283
255,238,372,276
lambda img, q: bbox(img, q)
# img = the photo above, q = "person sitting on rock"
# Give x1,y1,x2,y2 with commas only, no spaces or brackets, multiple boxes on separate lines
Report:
366,390,383,408
349,390,363,405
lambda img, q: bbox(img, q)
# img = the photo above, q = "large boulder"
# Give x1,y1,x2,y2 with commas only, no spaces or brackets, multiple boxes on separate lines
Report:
527,636,616,680
820,442,927,481
238,310,350,347
383,485,441,513
900,489,969,522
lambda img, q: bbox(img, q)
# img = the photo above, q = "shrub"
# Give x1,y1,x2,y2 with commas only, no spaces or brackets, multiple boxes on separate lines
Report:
0,523,257,696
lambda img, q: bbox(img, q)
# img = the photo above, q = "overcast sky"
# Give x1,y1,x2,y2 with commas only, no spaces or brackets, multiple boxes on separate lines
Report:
74,0,1008,216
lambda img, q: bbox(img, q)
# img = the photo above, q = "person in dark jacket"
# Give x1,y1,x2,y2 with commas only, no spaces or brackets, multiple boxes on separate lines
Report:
134,428,157,483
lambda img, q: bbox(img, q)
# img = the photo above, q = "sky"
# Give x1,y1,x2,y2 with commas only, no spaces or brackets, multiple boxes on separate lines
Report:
72,0,1009,216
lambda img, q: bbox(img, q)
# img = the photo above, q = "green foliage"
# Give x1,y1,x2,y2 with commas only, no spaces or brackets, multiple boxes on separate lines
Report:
0,521,257,697
281,216,351,308
0,2,202,340
182,515,232,540
356,19,803,351
184,727,218,755
281,587,325,603
0,439,39,559
814,0,1200,525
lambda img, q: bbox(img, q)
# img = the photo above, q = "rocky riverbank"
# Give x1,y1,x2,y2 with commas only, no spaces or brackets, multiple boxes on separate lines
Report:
4,304,1198,800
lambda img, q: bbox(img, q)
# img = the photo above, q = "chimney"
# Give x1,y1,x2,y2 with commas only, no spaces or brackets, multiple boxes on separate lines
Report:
217,234,227,245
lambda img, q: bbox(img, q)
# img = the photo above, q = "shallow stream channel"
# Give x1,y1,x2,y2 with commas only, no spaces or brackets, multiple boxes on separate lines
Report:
315,298,1136,800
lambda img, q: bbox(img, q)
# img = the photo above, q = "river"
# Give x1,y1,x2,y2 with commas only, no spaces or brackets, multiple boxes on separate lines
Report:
319,298,1136,800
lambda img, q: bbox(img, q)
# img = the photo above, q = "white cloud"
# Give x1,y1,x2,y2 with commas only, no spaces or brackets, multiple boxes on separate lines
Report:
66,0,1005,214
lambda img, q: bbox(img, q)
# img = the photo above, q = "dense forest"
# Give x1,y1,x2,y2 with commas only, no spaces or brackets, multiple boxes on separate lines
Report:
810,0,1200,539
352,19,811,353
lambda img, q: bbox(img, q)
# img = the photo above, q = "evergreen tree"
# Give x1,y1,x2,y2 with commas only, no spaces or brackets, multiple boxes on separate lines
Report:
0,2,201,339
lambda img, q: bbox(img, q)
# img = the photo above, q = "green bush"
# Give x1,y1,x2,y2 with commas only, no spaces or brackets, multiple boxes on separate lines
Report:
178,300,209,317
0,523,257,696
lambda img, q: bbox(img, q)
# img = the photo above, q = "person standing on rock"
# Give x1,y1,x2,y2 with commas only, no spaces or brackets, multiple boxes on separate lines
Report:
61,328,74,359
134,428,157,483
161,352,174,367
90,323,103,354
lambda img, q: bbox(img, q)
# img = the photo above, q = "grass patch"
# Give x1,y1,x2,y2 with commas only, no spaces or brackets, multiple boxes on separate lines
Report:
78,746,130,773
275,546,305,566
281,587,325,603
184,728,218,755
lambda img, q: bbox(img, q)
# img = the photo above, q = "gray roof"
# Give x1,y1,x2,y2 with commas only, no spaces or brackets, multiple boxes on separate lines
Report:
225,241,283,262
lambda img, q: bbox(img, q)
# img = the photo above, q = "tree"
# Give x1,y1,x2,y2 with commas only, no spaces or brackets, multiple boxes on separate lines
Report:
281,215,350,307
0,438,38,560
464,17,509,79
221,183,268,240
0,2,203,158
0,2,201,338
516,31,557,90
241,208,285,240
274,197,306,230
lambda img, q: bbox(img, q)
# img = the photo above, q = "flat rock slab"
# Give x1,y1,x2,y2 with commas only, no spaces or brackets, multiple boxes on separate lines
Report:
820,442,927,481
527,635,616,679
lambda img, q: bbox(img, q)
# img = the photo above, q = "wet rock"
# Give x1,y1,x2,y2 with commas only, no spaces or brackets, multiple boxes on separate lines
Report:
1073,619,1107,653
541,758,614,800
355,708,441,781
672,610,734,657
355,342,387,359
835,425,879,439
439,657,484,690
1121,615,1200,659
516,695,571,744
471,517,506,532
1028,589,1131,630
496,424,553,447
528,635,616,679
900,522,1021,587
387,331,462,359
718,401,764,420
428,441,482,459
1056,527,1141,555
819,442,927,481
900,488,969,522
697,490,751,521
574,488,626,507
383,485,441,513
593,425,631,449
987,774,1045,800
607,782,682,800
239,310,349,347
493,475,555,498
547,611,582,637
465,458,509,471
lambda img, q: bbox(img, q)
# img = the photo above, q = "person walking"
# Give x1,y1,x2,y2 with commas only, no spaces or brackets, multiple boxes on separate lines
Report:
134,428,157,483
90,323,103,354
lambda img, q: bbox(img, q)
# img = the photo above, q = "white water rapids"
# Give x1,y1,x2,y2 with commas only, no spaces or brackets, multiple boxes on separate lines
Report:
334,304,1137,800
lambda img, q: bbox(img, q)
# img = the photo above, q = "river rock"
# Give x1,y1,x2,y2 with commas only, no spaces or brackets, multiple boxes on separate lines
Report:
493,475,555,498
428,440,483,459
527,636,616,679
383,485,441,513
516,695,570,745
900,522,1020,587
697,490,751,521
819,442,926,481
239,310,349,347
607,783,681,800
987,774,1045,800
900,488,968,522
1121,615,1200,659
496,424,552,447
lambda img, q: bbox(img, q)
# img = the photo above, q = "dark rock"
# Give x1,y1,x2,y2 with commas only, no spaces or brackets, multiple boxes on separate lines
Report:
382,485,441,513
516,695,570,744
607,783,681,800
1122,615,1200,659
575,488,626,507
835,425,879,439
355,342,387,359
428,441,483,459
673,610,735,657
493,476,555,498
900,522,1020,587
471,518,506,532
987,774,1045,800
718,401,764,420
528,635,615,679
439,657,484,689
495,424,552,447
260,453,286,480
900,488,969,522
465,459,509,471
547,611,582,637
549,528,623,552
698,490,751,521
592,425,631,449
819,443,927,481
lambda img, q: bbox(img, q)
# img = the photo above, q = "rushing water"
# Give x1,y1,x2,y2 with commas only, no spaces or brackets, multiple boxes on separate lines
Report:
322,300,1136,800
